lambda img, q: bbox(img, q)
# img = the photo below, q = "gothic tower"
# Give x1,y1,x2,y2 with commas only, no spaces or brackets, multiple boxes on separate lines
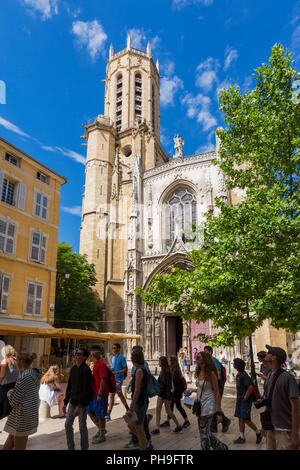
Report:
79,35,167,341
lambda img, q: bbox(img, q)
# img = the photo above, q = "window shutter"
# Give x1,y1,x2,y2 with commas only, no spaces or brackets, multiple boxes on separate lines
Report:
0,170,4,198
1,275,10,312
30,231,41,261
41,195,48,220
35,284,43,316
0,219,6,252
17,182,27,211
26,283,35,314
40,235,47,263
35,192,41,217
5,223,16,254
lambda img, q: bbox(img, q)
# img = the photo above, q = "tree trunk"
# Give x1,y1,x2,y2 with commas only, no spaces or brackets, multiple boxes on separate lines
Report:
248,335,260,398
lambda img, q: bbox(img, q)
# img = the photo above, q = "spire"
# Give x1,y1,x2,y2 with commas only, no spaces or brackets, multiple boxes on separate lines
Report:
147,41,151,57
109,43,114,60
156,59,159,72
127,33,131,50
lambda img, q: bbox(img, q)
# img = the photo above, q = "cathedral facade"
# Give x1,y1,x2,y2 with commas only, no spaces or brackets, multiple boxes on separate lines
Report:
79,36,297,366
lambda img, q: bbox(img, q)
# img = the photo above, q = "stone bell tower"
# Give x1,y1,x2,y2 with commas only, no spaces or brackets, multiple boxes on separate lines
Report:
79,35,167,342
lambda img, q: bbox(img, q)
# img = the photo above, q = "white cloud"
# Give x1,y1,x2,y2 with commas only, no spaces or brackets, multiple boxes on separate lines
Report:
292,24,300,60
61,206,82,216
128,28,147,50
172,0,214,10
19,0,59,20
195,57,220,92
195,130,215,153
224,46,238,70
182,93,217,131
161,76,184,107
0,116,31,138
151,35,161,51
42,145,85,165
163,60,175,76
72,20,107,61
0,115,85,166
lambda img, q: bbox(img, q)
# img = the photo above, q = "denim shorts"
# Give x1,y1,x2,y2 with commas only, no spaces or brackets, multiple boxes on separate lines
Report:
88,396,108,419
234,398,252,422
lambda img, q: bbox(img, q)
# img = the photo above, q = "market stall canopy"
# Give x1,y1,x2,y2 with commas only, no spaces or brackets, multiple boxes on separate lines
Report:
0,321,141,341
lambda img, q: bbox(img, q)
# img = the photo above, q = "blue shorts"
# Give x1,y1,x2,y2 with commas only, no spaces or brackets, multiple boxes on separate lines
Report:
234,398,252,422
88,396,108,419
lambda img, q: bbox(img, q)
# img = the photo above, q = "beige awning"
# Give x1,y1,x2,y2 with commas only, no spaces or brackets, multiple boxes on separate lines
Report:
0,322,141,341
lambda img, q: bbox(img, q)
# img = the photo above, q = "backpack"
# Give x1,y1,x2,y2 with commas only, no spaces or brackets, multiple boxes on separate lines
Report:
221,365,227,383
141,367,159,398
107,367,116,393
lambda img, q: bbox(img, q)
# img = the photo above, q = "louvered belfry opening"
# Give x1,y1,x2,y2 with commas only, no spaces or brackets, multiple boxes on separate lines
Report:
116,74,122,131
135,73,142,123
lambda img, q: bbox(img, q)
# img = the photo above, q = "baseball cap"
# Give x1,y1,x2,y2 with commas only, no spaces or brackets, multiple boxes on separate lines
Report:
265,345,287,365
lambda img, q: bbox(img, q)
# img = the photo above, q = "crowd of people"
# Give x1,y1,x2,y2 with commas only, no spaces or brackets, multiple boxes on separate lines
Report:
0,342,299,451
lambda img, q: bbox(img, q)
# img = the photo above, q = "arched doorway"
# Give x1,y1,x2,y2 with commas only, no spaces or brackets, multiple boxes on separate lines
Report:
166,315,183,356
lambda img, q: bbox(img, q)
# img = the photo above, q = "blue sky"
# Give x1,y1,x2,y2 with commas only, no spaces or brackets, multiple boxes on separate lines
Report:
0,0,299,251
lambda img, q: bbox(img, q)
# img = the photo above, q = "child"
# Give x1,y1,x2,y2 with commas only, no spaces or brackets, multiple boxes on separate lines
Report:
233,358,262,445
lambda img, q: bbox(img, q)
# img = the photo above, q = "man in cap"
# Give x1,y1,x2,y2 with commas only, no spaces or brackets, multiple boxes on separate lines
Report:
264,345,299,450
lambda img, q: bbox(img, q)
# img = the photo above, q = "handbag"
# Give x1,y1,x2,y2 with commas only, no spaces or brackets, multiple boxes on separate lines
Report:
183,395,194,409
192,380,205,417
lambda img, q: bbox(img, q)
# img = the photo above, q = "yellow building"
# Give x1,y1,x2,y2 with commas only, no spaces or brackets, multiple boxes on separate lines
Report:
0,137,67,364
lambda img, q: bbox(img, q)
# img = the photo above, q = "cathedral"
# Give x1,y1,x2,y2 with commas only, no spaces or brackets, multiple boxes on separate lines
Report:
79,36,298,367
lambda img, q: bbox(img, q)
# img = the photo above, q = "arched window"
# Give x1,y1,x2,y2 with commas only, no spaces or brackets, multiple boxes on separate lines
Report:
164,187,197,250
116,74,122,131
152,85,155,131
135,73,142,123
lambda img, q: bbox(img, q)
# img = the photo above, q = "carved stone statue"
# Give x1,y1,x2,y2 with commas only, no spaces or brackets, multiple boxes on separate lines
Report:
174,134,184,158
154,313,160,359
145,306,152,359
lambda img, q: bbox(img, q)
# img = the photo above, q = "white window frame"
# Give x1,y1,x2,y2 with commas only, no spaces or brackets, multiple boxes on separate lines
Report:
0,218,17,255
0,273,11,314
25,281,44,317
37,171,50,185
5,152,21,167
29,230,47,264
1,177,16,206
33,189,49,221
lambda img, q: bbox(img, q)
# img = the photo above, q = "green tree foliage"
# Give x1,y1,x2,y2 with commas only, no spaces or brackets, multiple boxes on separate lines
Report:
137,44,300,348
54,242,102,329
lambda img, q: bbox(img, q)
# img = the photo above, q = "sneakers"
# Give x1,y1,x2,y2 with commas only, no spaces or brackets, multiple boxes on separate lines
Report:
173,426,182,433
256,431,263,444
151,429,160,435
147,442,154,450
92,434,106,444
182,421,191,428
160,421,170,427
222,419,231,433
233,436,246,444
124,440,139,449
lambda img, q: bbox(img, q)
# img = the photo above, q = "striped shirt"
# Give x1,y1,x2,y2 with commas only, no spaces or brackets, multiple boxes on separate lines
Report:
4,368,40,437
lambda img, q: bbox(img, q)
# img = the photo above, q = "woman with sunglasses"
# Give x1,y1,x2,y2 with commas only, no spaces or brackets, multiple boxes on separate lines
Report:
151,356,182,435
187,352,228,450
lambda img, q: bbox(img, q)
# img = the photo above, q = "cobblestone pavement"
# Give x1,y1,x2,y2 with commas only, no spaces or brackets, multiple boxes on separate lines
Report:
0,383,266,451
